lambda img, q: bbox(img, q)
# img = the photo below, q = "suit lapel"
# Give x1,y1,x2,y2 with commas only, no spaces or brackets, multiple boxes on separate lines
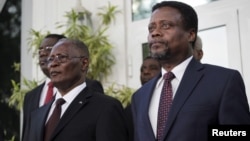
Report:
50,87,91,139
29,101,52,141
163,58,204,140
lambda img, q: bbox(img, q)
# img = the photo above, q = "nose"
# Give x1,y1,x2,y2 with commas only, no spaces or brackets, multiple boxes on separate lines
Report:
142,68,151,75
48,58,59,68
151,27,162,38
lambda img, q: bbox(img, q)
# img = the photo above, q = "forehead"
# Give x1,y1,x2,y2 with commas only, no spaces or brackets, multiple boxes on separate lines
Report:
149,6,182,24
51,41,76,54
40,37,58,47
143,59,160,66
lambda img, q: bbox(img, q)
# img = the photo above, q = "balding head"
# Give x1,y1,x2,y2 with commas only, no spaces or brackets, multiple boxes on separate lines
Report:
193,35,203,62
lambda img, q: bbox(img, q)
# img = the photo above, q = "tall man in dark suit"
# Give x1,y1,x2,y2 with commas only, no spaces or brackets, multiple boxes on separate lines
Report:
22,34,66,141
25,38,129,141
131,1,250,141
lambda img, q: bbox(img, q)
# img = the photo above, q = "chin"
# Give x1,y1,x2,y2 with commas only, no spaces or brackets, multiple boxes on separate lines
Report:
151,53,164,60
152,50,170,60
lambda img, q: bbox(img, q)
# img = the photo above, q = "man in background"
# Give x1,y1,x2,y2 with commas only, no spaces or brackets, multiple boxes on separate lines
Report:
22,34,66,141
193,35,203,62
140,56,161,85
126,55,161,141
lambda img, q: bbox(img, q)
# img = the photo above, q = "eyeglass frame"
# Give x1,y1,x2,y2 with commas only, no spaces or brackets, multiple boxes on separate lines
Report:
38,46,53,52
47,54,86,64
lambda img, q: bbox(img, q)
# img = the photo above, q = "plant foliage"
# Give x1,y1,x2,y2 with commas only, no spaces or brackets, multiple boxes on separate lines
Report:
105,83,135,108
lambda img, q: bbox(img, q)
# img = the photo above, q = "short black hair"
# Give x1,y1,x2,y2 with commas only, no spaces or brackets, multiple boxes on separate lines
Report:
152,1,198,37
144,56,156,61
45,34,66,41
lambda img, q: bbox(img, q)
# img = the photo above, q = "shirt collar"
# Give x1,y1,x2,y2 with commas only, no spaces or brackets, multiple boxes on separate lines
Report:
45,78,51,85
54,82,87,104
156,56,193,88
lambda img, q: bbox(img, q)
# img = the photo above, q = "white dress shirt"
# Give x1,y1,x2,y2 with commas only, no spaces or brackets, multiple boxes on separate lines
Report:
149,56,193,136
46,82,86,123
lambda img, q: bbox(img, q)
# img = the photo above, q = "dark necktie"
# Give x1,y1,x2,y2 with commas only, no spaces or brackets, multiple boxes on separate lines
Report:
157,72,175,141
44,82,54,105
44,98,65,141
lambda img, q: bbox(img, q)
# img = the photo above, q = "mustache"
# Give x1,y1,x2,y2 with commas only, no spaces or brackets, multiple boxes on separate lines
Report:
148,40,167,47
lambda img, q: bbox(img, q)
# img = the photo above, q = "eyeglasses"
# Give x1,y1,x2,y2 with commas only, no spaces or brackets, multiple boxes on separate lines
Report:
39,46,53,52
47,54,85,64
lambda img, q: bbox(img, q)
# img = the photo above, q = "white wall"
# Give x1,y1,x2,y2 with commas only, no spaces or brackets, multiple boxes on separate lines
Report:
195,0,250,104
238,6,250,104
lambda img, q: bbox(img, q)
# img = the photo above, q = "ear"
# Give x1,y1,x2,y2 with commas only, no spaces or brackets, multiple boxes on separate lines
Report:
188,28,196,43
81,57,89,72
198,49,203,60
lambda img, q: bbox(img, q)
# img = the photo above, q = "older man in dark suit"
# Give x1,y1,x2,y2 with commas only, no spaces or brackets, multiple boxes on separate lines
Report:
22,34,104,141
25,38,129,141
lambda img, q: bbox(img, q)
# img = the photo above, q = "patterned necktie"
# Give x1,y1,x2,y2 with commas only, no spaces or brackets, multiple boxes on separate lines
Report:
44,98,65,141
44,81,54,105
157,72,175,141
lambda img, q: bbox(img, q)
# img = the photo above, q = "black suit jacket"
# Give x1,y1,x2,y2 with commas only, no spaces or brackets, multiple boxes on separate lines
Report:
124,104,134,141
26,87,129,141
86,78,104,93
22,82,45,141
22,79,104,141
131,58,250,141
